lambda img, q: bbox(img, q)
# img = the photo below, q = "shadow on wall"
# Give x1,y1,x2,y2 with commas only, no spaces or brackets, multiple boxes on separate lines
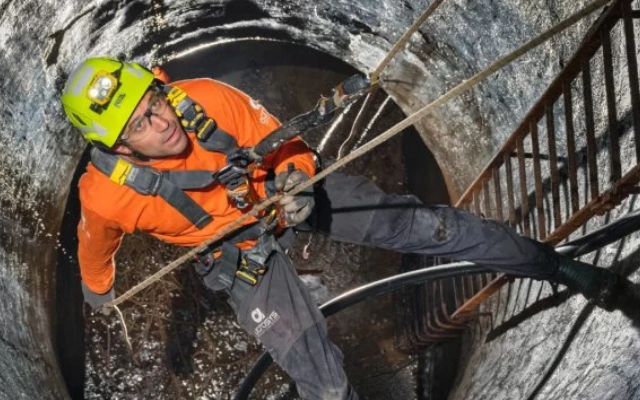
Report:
486,196,640,344
55,147,90,400
478,202,640,400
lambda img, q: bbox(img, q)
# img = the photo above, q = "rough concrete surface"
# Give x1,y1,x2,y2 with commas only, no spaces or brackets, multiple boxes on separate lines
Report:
1,0,639,399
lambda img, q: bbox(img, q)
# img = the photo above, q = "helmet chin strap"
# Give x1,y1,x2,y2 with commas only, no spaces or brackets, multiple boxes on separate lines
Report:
114,140,151,162
129,149,151,162
163,84,217,141
115,136,193,163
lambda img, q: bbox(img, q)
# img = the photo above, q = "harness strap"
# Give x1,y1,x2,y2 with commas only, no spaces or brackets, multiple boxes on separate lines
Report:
194,218,276,261
197,126,239,156
161,170,218,190
165,84,253,208
89,86,246,230
217,241,242,290
90,147,213,228
164,85,238,156
218,233,280,311
193,219,276,309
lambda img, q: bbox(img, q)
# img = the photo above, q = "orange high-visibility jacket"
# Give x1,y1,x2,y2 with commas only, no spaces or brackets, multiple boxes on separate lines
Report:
77,78,316,294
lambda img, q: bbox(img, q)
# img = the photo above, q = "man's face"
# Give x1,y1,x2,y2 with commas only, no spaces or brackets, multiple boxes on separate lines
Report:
113,88,188,159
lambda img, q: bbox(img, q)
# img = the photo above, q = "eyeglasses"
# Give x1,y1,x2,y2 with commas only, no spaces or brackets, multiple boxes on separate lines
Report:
120,89,169,141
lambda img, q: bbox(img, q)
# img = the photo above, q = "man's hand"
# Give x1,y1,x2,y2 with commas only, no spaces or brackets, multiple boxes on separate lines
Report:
217,153,250,187
275,169,315,226
81,281,114,315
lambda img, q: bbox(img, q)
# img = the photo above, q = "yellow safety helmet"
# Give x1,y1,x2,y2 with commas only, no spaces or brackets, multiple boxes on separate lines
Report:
61,57,155,148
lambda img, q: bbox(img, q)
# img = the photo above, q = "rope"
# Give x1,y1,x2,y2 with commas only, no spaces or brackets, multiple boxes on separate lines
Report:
104,193,283,307
340,0,446,157
310,0,611,189
354,95,393,149
337,87,379,159
113,305,138,364
338,0,446,153
104,0,611,310
369,0,446,83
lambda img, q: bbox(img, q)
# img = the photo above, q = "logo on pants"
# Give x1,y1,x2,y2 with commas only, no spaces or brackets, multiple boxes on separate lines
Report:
251,307,265,323
250,307,280,338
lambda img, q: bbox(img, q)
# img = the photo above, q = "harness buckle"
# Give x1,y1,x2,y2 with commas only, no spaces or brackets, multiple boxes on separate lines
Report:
196,118,216,141
226,177,259,210
235,269,258,286
149,171,163,195
138,168,163,195
235,257,266,286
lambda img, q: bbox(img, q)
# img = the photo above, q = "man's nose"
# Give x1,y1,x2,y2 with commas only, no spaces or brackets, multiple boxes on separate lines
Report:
149,114,170,131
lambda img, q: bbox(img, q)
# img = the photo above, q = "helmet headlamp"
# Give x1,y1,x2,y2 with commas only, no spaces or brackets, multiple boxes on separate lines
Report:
62,57,156,148
87,71,118,106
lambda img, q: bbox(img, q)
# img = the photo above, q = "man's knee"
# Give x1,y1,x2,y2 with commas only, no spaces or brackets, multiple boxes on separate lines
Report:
278,324,355,400
362,196,452,250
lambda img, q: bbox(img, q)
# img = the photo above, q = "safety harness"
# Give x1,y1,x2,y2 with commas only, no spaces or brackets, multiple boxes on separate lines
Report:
90,84,281,289
192,225,291,308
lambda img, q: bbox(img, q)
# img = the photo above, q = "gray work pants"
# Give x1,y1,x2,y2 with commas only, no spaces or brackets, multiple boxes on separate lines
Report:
216,243,357,400
211,172,560,400
314,172,560,279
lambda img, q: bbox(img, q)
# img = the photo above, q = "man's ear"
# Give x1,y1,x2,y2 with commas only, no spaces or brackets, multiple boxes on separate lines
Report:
112,143,133,156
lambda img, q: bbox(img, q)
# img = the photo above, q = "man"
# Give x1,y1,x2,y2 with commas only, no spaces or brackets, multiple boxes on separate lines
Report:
61,56,635,400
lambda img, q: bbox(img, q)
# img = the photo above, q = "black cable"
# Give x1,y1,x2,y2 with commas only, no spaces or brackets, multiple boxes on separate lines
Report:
233,262,487,400
556,208,640,259
233,208,640,399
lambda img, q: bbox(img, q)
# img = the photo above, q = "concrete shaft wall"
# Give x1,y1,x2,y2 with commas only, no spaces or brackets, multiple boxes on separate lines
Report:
0,0,637,398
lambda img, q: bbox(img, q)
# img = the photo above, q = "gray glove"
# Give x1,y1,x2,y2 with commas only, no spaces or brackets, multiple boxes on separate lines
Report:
275,169,315,226
81,281,115,314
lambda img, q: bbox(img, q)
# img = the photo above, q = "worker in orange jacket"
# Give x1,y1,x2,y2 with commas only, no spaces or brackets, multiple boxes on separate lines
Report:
75,73,315,294
63,57,355,400
61,57,636,400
